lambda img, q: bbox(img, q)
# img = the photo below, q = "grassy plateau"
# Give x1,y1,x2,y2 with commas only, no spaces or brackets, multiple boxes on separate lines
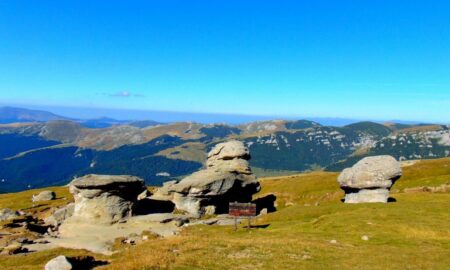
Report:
0,158,449,269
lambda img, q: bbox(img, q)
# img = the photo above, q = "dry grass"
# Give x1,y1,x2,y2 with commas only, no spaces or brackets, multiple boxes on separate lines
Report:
1,158,449,269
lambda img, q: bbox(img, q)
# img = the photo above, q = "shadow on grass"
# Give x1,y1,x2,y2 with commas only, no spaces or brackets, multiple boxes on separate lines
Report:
252,194,277,214
243,224,271,229
68,256,109,269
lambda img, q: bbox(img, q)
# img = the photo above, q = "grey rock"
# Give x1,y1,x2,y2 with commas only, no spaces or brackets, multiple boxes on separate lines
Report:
0,208,20,221
338,155,402,203
68,174,146,224
32,190,55,202
153,140,260,217
45,255,73,270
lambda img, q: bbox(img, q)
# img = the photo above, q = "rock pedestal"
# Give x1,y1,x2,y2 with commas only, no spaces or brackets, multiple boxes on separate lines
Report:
338,155,402,203
153,140,260,217
68,174,146,224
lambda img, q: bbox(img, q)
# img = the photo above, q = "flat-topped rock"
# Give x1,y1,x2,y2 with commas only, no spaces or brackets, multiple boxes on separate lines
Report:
338,155,402,203
71,174,145,189
68,174,146,224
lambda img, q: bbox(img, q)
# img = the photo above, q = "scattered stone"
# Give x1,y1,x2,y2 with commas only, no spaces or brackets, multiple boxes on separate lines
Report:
361,235,369,241
16,237,34,244
32,190,56,202
0,208,20,221
68,174,146,224
153,140,260,217
338,155,402,203
1,243,28,255
45,255,73,270
330,239,337,244
45,203,75,227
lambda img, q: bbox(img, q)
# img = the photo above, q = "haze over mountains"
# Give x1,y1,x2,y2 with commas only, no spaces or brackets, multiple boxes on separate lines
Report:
1,105,424,126
0,106,449,193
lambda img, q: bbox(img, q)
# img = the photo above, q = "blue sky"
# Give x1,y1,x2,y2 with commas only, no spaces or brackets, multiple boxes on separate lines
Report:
0,1,449,122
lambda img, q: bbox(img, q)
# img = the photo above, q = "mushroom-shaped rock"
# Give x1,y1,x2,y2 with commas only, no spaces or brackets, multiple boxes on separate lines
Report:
32,190,55,202
68,174,146,224
153,140,260,217
338,155,402,203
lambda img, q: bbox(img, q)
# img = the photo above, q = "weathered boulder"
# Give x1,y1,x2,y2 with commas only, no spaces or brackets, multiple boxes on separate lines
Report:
338,155,402,203
45,255,73,270
32,190,55,202
68,174,146,224
153,140,260,217
0,208,20,221
45,203,75,227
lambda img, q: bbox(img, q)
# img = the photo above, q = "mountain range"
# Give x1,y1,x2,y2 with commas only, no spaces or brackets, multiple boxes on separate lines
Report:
0,107,449,193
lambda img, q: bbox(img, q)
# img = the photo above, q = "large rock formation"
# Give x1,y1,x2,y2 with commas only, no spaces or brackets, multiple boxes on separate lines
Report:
153,140,260,217
67,174,146,224
338,155,402,203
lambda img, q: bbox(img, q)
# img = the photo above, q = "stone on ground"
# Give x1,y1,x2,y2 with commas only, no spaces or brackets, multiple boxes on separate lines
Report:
45,255,73,270
32,190,55,202
0,208,20,221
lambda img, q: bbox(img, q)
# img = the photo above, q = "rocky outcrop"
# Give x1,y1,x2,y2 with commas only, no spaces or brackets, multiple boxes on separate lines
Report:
67,174,146,224
338,155,402,203
153,140,260,217
32,190,55,202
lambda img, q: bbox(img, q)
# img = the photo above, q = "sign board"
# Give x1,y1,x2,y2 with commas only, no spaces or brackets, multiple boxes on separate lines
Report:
229,202,257,217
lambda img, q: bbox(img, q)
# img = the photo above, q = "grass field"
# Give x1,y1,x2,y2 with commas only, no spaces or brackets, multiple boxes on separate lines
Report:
0,158,449,269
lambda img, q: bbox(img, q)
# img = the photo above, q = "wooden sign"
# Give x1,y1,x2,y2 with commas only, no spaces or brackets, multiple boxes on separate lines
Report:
229,202,257,217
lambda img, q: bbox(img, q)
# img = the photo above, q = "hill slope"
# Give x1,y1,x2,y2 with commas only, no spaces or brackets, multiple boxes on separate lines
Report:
0,107,69,123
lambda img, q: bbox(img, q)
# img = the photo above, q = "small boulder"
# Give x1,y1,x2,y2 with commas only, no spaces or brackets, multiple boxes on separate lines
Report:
45,255,73,270
0,208,20,221
338,155,402,203
32,190,56,202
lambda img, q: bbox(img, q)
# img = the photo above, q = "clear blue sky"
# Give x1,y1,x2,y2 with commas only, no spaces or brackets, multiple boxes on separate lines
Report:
0,1,449,122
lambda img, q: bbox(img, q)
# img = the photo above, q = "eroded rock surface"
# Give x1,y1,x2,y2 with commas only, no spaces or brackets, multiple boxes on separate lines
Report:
338,155,402,203
153,140,260,217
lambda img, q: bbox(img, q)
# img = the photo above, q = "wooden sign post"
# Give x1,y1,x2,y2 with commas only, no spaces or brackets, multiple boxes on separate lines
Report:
229,202,257,231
